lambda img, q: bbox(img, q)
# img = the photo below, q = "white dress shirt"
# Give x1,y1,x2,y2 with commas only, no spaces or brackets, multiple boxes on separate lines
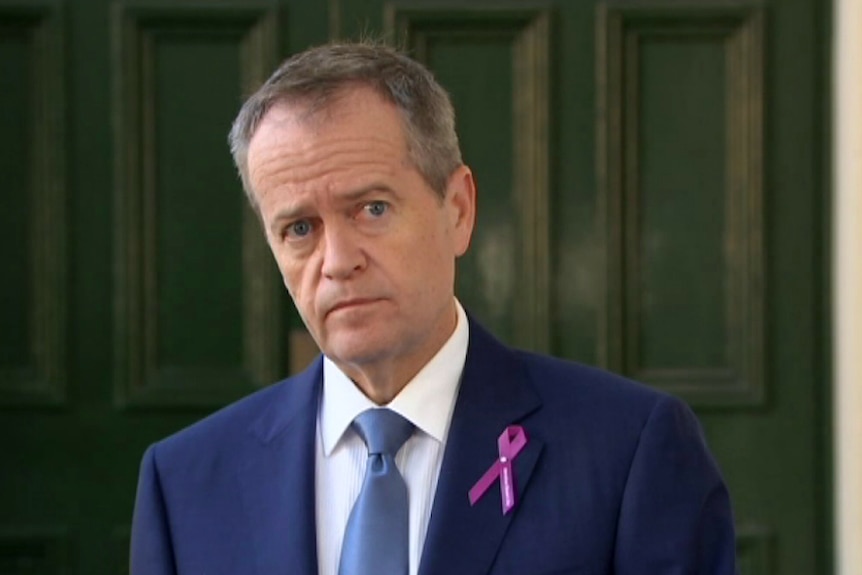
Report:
315,300,469,575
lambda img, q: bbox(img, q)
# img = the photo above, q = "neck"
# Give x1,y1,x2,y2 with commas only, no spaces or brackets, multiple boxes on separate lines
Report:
337,302,459,405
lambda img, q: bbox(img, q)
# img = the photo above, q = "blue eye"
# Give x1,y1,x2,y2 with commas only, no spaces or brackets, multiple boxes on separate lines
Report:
365,201,388,217
286,219,312,238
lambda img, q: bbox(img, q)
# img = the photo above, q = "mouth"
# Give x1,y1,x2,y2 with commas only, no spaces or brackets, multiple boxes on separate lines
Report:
326,298,382,316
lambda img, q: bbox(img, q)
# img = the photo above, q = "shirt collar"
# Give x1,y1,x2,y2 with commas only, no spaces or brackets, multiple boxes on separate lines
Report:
320,299,469,456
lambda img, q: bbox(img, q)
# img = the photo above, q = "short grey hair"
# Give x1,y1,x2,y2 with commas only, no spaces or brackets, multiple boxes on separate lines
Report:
229,41,463,208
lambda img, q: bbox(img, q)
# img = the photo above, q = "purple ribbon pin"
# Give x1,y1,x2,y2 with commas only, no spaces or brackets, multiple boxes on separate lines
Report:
468,425,527,514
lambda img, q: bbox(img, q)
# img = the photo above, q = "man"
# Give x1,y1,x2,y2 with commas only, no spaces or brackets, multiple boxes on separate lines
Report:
131,42,737,574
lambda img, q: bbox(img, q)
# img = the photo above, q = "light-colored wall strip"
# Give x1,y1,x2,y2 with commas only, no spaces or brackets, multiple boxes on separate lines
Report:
834,0,862,572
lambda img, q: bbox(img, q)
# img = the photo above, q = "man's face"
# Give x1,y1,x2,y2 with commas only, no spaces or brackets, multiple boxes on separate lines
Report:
246,87,475,394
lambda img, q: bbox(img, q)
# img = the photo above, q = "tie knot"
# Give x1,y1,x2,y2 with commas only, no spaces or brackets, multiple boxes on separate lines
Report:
352,409,414,456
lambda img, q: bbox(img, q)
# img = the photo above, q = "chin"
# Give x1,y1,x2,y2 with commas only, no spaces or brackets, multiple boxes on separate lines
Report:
322,333,396,367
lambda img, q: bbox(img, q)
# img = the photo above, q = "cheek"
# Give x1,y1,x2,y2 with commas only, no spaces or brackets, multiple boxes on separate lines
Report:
274,254,306,298
402,228,455,291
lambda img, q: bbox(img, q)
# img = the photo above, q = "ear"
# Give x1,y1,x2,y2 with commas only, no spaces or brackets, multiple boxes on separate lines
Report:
444,165,477,257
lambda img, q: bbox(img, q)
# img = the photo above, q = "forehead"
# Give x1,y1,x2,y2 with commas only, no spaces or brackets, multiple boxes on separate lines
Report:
246,87,412,202
250,87,407,156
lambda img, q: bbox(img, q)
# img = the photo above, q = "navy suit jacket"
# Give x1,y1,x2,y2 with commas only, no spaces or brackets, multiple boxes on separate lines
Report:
131,318,736,574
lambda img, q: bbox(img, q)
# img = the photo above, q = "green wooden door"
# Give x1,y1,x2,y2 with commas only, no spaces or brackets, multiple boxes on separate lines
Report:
0,0,831,574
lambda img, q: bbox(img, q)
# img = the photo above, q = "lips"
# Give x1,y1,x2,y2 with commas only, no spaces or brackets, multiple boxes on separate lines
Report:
326,298,381,316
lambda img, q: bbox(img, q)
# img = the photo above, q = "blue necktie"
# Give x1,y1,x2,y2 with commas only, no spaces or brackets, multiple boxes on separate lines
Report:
338,408,415,575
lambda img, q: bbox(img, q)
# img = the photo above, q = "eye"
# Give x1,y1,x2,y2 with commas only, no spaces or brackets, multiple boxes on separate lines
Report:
364,201,389,217
284,219,313,240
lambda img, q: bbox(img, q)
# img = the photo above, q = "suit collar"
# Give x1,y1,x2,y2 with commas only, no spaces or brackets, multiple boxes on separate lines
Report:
419,317,544,575
248,356,323,445
239,357,323,575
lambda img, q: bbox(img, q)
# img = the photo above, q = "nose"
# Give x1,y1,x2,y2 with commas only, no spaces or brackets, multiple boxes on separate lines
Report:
320,222,366,279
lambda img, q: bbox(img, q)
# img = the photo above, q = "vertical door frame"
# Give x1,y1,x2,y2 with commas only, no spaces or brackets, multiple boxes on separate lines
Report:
833,0,862,571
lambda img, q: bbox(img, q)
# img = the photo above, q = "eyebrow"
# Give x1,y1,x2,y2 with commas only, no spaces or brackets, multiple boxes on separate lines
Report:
338,183,397,203
267,183,397,235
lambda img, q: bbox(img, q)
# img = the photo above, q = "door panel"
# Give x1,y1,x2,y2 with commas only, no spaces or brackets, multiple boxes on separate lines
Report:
112,2,283,408
0,2,65,408
597,5,767,408
389,7,552,352
0,0,830,573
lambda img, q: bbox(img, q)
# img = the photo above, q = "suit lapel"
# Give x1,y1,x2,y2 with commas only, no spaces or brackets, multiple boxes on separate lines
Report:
419,320,544,575
237,358,322,575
